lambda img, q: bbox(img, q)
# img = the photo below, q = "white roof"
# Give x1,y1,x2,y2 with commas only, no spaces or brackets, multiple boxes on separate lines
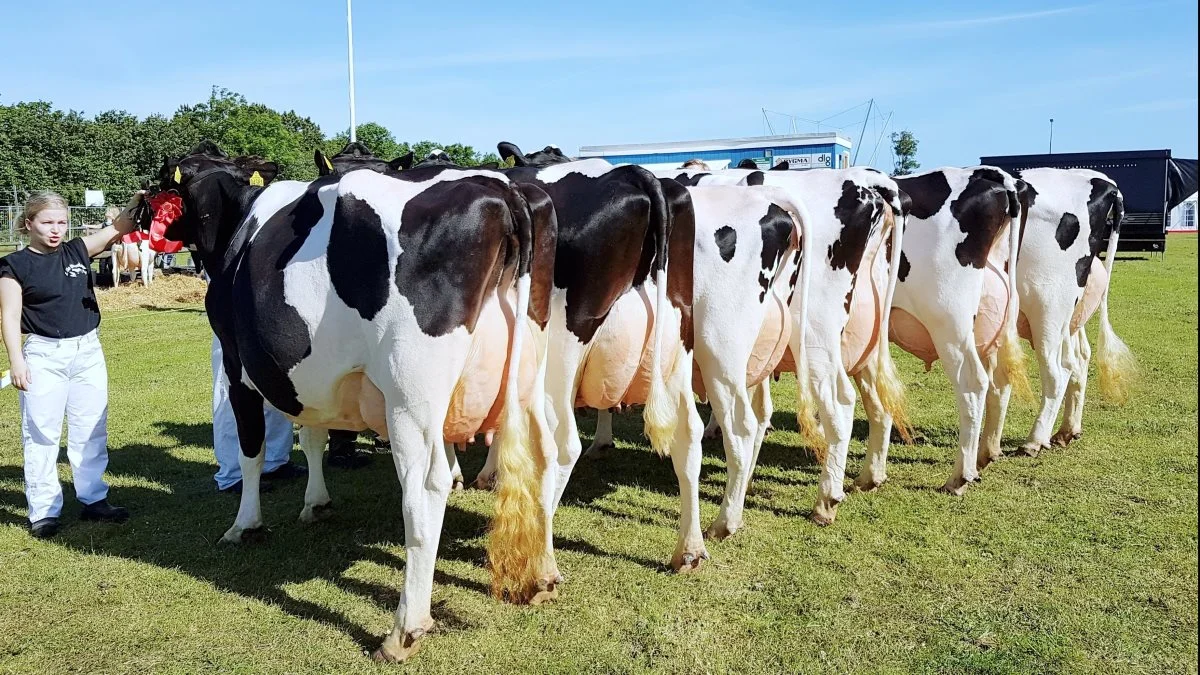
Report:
580,132,851,157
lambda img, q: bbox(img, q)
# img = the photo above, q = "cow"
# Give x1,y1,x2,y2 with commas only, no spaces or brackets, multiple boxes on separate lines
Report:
585,180,815,540
849,167,1027,504
152,141,558,662
652,166,908,525
314,141,413,176
110,231,154,287
477,141,708,571
993,168,1134,459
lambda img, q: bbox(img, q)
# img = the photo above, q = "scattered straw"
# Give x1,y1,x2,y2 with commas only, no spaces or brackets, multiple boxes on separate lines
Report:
96,273,207,313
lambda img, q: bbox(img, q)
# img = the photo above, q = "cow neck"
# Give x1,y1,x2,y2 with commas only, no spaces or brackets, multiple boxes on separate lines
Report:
190,173,265,283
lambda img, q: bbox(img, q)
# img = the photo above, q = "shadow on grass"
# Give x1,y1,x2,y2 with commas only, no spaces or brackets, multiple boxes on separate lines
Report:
0,443,498,653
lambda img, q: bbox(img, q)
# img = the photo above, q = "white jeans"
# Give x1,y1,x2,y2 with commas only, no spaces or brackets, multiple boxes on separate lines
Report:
19,329,109,523
211,336,294,489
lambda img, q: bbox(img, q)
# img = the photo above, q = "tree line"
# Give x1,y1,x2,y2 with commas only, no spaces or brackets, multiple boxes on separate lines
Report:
0,87,501,206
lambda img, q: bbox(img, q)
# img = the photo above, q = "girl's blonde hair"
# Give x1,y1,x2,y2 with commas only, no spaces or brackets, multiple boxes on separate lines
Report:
20,190,69,233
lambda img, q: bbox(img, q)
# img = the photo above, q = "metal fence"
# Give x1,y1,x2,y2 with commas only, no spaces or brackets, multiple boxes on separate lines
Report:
2,205,112,246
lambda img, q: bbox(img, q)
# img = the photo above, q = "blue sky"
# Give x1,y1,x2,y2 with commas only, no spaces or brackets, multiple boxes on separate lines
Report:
3,1,1196,169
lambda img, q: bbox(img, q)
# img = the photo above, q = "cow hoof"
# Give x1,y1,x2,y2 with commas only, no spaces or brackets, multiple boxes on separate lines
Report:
702,426,722,440
976,452,1002,472
372,628,426,664
451,478,465,492
1050,430,1081,448
298,502,333,524
219,525,264,545
810,497,840,526
704,521,737,541
854,475,886,492
472,471,496,491
671,548,709,573
530,577,560,606
1015,442,1046,458
582,442,614,459
939,475,975,496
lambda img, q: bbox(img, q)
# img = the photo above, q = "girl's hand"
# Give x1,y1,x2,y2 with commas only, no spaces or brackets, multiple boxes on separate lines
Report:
113,191,147,235
10,360,31,391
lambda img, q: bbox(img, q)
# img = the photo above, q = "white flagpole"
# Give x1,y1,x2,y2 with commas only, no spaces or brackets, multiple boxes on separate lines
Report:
347,0,357,142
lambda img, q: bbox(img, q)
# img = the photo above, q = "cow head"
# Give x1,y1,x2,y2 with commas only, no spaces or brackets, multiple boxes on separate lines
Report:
153,141,278,273
680,159,711,170
314,141,411,176
411,149,461,169
736,159,760,170
497,141,572,168
770,160,790,171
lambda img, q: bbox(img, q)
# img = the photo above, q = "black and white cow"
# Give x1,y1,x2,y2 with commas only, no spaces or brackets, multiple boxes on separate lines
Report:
154,141,557,662
654,166,908,525
480,141,708,570
851,167,1026,502
314,140,413,176
586,178,815,540
997,168,1133,457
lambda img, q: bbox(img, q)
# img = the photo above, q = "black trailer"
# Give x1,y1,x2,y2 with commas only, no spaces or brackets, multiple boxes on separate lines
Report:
980,149,1198,253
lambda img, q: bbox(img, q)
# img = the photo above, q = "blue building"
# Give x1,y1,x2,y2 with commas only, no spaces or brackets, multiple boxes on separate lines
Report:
579,132,853,171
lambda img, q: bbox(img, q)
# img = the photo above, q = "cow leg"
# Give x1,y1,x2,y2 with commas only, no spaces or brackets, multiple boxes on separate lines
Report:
704,376,758,541
298,426,332,523
666,351,708,572
746,378,773,478
447,443,465,491
110,245,120,288
702,411,721,439
933,331,989,495
582,408,614,457
978,349,1013,471
811,365,857,525
1019,319,1071,456
139,242,153,287
375,407,451,663
853,359,893,492
220,383,268,544
1052,329,1091,447
474,440,498,490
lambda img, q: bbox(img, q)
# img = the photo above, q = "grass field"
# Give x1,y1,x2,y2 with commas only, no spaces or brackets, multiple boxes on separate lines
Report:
0,237,1196,674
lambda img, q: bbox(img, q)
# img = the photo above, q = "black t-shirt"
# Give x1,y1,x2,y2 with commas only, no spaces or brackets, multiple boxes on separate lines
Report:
0,238,101,338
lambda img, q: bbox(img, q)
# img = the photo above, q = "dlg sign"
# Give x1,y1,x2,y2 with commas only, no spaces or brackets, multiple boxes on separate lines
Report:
776,152,832,170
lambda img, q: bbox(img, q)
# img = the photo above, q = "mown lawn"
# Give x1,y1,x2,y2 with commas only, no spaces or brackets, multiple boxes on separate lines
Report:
0,237,1195,674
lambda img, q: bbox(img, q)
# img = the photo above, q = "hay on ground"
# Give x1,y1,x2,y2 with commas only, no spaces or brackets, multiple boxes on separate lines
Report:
96,273,207,313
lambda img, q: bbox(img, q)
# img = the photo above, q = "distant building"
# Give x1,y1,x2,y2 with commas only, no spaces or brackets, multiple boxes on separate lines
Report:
1169,193,1197,232
580,132,853,172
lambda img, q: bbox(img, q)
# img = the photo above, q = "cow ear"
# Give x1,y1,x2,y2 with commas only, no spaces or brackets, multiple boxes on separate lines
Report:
234,156,278,186
389,151,414,171
497,141,526,166
315,149,334,176
771,160,789,171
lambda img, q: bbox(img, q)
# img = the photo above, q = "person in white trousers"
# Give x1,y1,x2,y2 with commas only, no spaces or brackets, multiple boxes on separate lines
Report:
210,335,303,493
0,190,143,539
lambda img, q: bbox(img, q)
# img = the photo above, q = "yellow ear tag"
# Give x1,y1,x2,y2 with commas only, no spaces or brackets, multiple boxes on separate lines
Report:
324,156,334,171
173,166,182,183
249,171,264,187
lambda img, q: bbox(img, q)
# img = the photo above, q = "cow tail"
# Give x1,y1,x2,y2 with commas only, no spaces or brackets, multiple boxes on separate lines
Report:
636,169,679,457
770,190,821,449
1096,189,1137,402
488,183,550,603
873,195,912,442
997,184,1032,401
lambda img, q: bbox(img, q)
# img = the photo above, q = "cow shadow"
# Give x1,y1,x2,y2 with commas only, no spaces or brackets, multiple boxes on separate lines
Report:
1,420,693,653
0,441,498,652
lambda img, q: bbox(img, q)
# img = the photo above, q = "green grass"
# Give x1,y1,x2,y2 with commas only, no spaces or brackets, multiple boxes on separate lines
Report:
0,237,1195,674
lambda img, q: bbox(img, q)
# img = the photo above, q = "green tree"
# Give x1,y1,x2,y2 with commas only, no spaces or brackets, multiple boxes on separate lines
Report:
890,130,920,176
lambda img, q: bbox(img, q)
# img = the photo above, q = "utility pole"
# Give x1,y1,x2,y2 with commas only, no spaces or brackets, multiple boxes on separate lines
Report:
346,0,358,142
1049,118,1054,154
853,98,874,165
